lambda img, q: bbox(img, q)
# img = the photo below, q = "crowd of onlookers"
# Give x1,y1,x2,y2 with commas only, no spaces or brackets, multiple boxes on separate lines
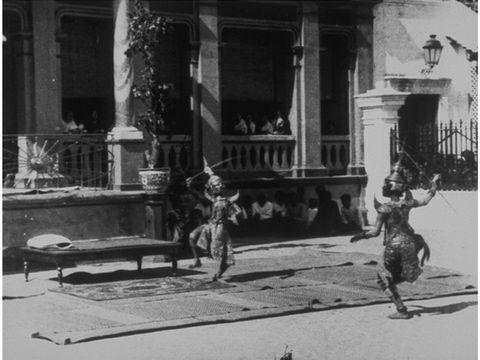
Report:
170,185,363,246
231,186,363,237
231,111,291,136
58,110,106,134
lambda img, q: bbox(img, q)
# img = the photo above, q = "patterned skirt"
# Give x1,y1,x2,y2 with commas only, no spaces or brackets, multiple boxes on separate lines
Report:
383,236,422,284
198,223,235,266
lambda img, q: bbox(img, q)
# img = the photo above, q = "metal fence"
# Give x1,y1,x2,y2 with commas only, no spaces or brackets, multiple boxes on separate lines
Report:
390,120,478,190
3,134,112,189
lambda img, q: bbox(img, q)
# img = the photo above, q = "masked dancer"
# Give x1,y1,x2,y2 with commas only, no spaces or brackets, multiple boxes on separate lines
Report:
189,164,240,282
350,160,440,319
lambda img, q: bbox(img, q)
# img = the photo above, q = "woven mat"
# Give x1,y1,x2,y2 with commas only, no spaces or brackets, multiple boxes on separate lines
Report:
51,277,234,301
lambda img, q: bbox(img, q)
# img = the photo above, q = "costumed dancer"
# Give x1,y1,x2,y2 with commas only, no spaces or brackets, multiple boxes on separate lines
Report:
350,160,440,319
188,161,241,281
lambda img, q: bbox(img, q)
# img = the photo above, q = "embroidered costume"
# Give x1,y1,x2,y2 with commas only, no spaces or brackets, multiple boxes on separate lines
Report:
351,160,439,319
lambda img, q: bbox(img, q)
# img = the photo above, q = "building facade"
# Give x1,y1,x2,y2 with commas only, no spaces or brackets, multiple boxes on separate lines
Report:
2,0,477,233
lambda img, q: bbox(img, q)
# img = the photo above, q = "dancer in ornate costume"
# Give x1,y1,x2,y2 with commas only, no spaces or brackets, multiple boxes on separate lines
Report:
188,163,240,282
350,161,440,319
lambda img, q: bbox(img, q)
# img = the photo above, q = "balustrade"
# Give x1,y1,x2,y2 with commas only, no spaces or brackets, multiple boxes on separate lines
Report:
221,135,295,172
154,135,192,171
321,135,350,173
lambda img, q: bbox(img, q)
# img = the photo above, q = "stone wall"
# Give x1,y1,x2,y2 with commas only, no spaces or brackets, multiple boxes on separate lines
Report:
3,191,146,249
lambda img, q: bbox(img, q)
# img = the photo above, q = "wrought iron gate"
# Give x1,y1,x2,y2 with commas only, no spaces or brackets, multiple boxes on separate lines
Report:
390,119,478,190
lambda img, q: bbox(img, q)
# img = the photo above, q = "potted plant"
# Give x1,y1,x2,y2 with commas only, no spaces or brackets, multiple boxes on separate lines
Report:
126,0,173,193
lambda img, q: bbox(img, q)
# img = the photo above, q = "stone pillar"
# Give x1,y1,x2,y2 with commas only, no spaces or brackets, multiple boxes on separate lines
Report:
356,84,409,224
143,194,168,240
348,6,374,176
297,2,327,176
12,32,34,134
289,45,303,176
107,0,145,191
198,0,222,166
190,40,202,171
31,0,62,133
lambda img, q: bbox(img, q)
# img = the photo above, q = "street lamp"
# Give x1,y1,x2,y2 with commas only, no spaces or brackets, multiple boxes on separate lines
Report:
422,34,443,75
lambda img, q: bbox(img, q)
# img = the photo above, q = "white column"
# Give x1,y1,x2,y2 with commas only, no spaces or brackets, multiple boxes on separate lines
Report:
108,0,145,190
356,84,409,223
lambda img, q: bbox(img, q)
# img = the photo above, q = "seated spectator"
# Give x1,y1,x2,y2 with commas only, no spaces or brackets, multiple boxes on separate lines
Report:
233,113,248,135
306,198,319,231
186,208,206,268
338,194,362,234
290,188,308,235
258,116,274,135
194,196,212,222
232,195,254,236
251,193,273,233
272,191,288,219
272,191,288,234
311,187,342,236
273,112,291,135
246,115,256,135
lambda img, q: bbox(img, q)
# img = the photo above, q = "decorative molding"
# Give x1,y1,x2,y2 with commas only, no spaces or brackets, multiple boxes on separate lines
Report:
3,2,29,32
56,5,113,29
219,18,298,40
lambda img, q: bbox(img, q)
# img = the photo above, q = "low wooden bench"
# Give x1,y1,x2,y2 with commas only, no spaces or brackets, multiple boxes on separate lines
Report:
20,236,182,287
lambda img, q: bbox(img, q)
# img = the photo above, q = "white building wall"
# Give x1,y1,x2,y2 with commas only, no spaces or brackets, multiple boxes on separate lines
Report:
373,0,477,124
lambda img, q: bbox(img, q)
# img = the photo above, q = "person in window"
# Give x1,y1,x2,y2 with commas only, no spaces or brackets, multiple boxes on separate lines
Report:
273,111,291,135
246,115,256,135
233,113,248,135
258,116,274,135
63,111,82,133
86,110,104,133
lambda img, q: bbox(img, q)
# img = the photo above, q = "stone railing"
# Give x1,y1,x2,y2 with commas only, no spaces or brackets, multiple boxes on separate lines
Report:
155,135,193,171
321,135,350,173
221,135,296,172
3,133,111,189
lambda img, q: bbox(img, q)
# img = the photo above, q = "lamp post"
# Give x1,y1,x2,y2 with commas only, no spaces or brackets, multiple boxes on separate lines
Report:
422,34,443,75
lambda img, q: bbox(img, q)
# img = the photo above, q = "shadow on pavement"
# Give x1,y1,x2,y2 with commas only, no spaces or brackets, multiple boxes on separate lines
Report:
409,301,477,316
55,267,205,285
235,243,337,254
225,262,354,283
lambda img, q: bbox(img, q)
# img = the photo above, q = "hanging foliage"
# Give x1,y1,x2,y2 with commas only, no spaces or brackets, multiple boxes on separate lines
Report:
125,0,173,168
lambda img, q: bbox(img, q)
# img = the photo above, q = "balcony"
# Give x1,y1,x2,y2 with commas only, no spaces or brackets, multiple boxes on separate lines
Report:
221,135,295,177
321,135,350,175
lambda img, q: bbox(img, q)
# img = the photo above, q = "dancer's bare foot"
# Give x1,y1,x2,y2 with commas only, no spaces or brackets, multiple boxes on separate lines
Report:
188,260,202,269
387,310,411,320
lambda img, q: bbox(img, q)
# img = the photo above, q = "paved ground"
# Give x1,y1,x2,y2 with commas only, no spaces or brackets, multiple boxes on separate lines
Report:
4,294,477,360
3,221,478,359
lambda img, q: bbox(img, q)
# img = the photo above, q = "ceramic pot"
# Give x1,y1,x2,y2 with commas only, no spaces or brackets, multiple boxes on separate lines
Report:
138,167,170,193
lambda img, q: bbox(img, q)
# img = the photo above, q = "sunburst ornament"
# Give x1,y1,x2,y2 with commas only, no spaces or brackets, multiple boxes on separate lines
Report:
5,137,66,189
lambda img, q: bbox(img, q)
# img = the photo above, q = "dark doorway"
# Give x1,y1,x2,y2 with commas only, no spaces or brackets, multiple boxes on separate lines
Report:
398,94,439,155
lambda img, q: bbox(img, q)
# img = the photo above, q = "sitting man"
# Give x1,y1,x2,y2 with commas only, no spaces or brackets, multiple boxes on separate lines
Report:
251,193,273,234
